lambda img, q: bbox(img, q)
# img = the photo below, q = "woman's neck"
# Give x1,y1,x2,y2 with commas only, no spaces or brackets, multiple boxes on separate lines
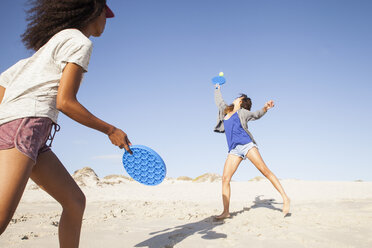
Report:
233,106,240,112
80,26,92,38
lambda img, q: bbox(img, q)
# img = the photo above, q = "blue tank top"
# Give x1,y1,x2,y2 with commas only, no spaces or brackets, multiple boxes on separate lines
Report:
223,112,252,152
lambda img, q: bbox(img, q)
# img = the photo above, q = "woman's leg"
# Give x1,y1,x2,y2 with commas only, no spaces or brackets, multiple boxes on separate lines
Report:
216,154,243,220
246,147,290,215
0,148,35,235
30,150,86,248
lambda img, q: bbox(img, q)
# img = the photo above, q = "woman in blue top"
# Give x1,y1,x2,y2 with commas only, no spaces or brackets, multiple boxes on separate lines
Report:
214,84,290,219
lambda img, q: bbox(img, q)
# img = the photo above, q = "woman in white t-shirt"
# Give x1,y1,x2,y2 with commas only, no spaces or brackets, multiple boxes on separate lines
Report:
0,1,131,246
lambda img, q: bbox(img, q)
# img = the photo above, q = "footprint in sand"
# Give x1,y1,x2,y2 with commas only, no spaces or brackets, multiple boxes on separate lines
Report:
20,232,39,240
51,221,59,227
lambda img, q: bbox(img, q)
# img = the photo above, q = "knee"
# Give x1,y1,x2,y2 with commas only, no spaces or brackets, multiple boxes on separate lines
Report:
72,191,86,213
77,193,86,212
222,176,231,184
62,191,86,215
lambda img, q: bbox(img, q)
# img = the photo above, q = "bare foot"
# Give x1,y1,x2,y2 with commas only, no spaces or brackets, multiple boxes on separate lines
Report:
214,212,231,220
282,197,290,216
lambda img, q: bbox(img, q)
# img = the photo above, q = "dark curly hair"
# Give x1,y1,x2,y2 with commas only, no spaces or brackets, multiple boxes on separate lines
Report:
239,94,252,111
22,0,106,51
224,94,252,114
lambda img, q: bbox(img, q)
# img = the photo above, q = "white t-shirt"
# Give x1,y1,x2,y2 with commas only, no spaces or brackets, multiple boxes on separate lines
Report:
0,29,93,125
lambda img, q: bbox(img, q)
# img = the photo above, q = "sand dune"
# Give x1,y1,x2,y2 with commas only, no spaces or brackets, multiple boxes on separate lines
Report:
2,167,372,248
192,173,222,183
72,167,100,187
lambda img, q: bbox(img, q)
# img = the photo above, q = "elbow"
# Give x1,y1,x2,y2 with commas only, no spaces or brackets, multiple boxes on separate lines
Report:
56,100,66,112
253,114,263,120
56,98,72,112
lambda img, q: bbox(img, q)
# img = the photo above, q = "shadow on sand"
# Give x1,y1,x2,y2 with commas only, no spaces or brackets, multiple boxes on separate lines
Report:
134,208,249,248
135,196,290,247
251,195,282,212
252,195,292,217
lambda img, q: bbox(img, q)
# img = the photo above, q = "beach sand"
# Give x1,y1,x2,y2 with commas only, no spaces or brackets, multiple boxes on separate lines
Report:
1,168,371,248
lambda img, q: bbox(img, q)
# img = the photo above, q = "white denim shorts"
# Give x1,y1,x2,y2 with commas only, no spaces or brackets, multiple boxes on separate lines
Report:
229,142,258,159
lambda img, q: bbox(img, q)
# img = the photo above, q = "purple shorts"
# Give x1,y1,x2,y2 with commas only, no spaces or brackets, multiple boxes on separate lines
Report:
0,117,56,162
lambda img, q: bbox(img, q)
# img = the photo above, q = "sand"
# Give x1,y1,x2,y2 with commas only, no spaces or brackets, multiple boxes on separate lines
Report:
1,169,371,248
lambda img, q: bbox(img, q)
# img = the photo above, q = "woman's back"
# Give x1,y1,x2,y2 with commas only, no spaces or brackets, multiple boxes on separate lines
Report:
0,29,92,125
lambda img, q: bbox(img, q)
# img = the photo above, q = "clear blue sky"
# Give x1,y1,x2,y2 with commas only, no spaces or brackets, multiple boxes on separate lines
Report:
1,0,371,181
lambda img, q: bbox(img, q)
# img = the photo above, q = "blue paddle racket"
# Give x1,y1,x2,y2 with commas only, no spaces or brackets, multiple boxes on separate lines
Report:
212,72,226,88
122,145,166,186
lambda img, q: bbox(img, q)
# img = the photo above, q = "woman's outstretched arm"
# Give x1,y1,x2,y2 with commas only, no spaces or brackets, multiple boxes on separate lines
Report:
57,62,132,153
242,100,275,121
214,84,227,110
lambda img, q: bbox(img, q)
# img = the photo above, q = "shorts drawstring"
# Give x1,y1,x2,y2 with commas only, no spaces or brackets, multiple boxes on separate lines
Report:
47,123,60,147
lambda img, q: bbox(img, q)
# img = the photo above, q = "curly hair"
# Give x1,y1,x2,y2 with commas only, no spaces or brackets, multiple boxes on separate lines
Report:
22,0,106,51
224,94,252,114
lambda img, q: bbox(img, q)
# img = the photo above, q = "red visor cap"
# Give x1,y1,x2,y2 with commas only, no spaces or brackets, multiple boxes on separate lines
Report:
106,4,114,18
